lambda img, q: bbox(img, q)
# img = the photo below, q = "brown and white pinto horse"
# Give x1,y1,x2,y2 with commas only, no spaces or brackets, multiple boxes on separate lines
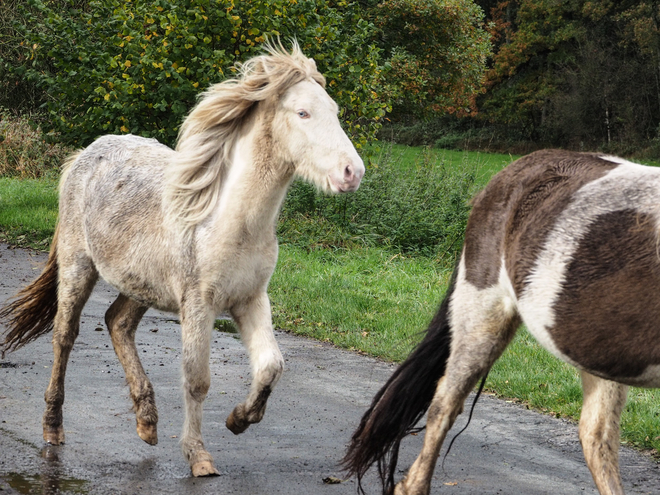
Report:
344,149,660,495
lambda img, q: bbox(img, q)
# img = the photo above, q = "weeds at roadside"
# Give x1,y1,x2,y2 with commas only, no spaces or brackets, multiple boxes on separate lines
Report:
0,109,72,179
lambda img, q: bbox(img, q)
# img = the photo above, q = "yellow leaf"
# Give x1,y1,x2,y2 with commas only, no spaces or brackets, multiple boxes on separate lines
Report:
120,126,129,133
104,93,110,101
125,60,131,68
192,82,199,88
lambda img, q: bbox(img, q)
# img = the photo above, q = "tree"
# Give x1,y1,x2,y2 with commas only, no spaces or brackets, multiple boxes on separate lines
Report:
372,0,492,120
476,0,660,150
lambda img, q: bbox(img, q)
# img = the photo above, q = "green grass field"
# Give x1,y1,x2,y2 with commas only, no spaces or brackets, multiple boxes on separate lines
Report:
1,145,659,456
369,143,519,188
0,177,58,248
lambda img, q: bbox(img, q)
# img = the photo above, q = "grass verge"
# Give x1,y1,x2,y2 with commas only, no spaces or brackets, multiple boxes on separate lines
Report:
0,177,58,248
0,145,659,457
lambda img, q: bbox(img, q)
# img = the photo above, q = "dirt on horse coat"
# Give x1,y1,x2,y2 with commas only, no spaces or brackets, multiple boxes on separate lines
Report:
344,149,659,495
0,44,364,478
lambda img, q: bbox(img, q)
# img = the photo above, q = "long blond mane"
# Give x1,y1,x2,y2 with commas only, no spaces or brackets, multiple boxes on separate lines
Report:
165,41,325,227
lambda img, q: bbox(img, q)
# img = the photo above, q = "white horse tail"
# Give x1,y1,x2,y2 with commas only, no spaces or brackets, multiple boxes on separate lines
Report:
0,221,60,358
342,267,459,495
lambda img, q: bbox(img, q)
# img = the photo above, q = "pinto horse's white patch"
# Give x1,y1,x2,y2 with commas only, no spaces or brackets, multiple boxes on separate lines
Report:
518,162,660,375
449,256,518,340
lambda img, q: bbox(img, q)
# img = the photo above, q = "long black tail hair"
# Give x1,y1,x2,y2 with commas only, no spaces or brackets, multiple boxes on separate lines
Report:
342,268,459,494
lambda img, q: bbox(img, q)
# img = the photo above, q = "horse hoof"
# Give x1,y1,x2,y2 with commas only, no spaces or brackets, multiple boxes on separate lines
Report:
43,426,65,445
137,421,158,445
192,461,220,477
225,410,250,435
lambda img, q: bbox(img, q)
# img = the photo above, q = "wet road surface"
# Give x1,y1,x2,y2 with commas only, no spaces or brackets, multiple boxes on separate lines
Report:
1,245,660,494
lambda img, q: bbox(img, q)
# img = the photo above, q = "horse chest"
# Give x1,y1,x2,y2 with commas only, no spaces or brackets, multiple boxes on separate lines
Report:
205,246,278,308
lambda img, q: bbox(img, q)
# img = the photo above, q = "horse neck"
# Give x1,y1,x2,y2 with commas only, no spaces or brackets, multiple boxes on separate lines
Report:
206,117,293,241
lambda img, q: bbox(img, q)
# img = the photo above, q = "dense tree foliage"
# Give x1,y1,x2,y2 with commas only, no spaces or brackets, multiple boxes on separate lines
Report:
5,0,491,148
16,0,386,147
477,0,660,153
372,0,491,119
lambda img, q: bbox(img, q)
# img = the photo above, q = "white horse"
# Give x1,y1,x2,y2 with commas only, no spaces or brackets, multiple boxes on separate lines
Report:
0,43,364,477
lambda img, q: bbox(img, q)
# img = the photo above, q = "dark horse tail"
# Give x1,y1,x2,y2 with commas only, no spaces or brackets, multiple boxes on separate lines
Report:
342,268,458,495
0,225,59,358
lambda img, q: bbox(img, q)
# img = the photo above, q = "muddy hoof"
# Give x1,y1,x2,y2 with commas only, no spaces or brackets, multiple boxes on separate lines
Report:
137,421,158,445
225,410,250,435
192,460,220,477
43,426,65,445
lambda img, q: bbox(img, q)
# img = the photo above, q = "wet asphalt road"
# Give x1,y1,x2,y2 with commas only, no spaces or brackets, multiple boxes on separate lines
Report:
1,245,660,495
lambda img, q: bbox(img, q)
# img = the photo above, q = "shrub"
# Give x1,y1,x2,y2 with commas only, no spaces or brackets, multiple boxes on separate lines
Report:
17,0,388,148
373,0,491,120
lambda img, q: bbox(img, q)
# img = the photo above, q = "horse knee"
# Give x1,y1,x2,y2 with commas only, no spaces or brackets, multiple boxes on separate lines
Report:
185,379,210,403
44,388,64,409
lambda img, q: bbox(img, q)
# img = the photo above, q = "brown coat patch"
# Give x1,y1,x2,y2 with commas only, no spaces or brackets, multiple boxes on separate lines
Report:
551,209,660,378
464,150,618,292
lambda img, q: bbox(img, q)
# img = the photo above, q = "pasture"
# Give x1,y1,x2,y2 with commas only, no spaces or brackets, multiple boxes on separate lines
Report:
1,143,660,460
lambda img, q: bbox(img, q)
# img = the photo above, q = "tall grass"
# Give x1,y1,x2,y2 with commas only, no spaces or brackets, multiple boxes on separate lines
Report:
0,110,72,179
279,145,482,262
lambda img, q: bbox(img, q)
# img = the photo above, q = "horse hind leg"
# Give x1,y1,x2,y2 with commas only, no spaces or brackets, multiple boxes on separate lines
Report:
226,291,284,435
43,254,98,444
396,275,520,495
579,371,628,495
104,294,155,444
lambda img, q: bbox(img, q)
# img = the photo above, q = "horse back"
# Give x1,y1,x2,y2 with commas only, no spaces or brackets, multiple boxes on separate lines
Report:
464,149,660,385
58,135,182,310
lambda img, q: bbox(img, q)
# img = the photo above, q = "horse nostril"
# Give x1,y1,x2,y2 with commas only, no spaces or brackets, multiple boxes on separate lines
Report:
344,164,354,182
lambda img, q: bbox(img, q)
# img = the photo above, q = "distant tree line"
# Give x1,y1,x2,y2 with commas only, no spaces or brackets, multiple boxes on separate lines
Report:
481,0,660,154
394,0,660,156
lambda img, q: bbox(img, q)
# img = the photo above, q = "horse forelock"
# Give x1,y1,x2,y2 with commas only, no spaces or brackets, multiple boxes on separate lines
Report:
166,42,324,228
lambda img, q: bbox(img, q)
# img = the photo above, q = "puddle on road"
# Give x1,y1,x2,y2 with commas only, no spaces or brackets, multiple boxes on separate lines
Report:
1,472,88,494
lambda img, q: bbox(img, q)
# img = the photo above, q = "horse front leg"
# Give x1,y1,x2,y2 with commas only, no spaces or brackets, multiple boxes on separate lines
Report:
179,303,219,477
226,291,284,435
579,371,628,495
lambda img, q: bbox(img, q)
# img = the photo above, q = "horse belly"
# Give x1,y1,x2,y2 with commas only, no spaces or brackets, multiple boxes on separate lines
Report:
97,263,180,313
83,170,180,311
520,208,660,387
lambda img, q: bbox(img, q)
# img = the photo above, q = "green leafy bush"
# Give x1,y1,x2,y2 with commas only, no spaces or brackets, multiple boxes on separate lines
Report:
18,0,388,147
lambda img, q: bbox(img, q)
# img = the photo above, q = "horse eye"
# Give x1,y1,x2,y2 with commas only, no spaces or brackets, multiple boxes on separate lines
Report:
297,110,310,119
